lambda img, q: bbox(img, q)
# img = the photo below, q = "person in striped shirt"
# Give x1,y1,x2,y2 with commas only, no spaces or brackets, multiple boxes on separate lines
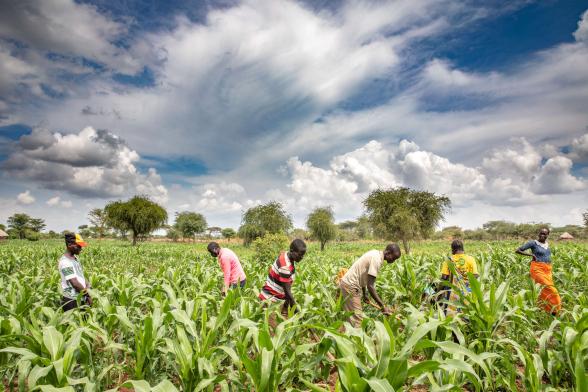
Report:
259,239,306,315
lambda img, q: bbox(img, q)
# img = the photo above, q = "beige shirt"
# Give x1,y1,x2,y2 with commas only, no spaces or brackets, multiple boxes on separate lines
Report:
341,250,385,292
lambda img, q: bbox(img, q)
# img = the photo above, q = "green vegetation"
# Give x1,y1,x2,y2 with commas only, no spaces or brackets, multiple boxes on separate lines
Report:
238,202,292,246
104,196,168,245
174,212,208,241
6,213,46,240
306,207,337,251
364,188,451,253
0,239,586,391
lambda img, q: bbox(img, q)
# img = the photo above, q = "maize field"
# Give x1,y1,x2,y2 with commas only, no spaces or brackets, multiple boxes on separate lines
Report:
0,240,587,391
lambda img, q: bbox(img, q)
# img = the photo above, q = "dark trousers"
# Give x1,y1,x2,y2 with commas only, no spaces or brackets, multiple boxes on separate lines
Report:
230,279,246,289
61,296,86,311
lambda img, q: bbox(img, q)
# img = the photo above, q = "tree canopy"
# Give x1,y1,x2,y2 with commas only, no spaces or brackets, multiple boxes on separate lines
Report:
88,208,108,238
104,196,168,245
174,212,207,241
7,213,46,240
364,187,451,253
221,228,236,241
306,206,337,251
238,201,292,246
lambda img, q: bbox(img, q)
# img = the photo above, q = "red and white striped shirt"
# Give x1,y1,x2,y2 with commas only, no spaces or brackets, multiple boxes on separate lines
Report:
259,252,295,301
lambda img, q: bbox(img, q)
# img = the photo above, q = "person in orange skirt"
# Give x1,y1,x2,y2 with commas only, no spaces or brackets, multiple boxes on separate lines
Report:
516,228,561,315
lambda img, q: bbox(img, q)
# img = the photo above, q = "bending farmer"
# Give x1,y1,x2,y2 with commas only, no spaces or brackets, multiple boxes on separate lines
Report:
259,239,307,315
338,244,401,327
440,239,479,316
207,242,246,295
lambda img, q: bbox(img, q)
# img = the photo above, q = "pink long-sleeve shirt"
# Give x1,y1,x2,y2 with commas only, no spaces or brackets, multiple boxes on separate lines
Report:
218,248,246,287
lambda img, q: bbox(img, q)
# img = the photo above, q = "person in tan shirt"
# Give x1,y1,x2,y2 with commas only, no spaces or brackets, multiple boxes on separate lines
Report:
339,244,401,327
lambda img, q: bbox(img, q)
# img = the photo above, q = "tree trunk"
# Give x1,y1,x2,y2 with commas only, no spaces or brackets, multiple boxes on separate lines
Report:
402,238,411,254
132,230,137,246
320,241,325,251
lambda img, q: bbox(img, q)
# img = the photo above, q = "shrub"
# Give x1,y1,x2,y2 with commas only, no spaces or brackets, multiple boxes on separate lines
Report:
252,233,289,264
25,230,40,241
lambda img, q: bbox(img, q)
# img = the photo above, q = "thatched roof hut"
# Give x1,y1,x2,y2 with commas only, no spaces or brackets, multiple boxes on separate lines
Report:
558,232,574,241
0,229,8,239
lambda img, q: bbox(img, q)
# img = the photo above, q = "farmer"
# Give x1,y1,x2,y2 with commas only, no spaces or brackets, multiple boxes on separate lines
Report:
259,239,307,315
207,242,246,295
516,228,561,315
59,232,92,311
338,244,401,327
440,239,479,316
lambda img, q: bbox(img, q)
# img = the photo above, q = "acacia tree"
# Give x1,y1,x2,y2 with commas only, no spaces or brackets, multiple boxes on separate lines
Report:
221,228,236,242
364,187,451,254
174,212,207,241
238,201,292,246
306,206,337,251
7,213,45,239
88,208,108,238
104,196,168,245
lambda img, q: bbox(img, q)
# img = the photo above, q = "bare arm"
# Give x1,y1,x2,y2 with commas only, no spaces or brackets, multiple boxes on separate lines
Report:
366,275,385,308
515,249,534,258
281,282,297,311
68,277,92,305
362,287,369,303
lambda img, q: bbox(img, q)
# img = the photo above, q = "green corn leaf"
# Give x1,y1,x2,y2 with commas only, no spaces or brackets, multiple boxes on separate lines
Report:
407,360,440,379
336,359,368,392
366,378,395,392
398,320,443,358
33,386,75,392
300,378,331,392
0,347,38,361
369,321,391,379
42,326,64,361
152,379,180,392
387,359,408,390
28,364,53,390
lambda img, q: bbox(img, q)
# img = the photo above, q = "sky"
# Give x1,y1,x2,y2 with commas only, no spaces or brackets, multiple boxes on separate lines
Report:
1,0,588,232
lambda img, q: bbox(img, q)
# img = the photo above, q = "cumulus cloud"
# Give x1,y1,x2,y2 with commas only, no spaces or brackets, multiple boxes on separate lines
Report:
568,133,588,163
268,137,585,217
574,10,588,43
2,127,168,203
193,182,259,213
16,190,35,205
46,196,73,208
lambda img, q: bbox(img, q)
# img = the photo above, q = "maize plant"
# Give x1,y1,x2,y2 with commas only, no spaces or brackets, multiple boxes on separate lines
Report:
0,239,586,390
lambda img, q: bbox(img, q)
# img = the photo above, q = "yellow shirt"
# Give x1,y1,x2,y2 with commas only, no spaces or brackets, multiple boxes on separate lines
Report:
441,254,478,287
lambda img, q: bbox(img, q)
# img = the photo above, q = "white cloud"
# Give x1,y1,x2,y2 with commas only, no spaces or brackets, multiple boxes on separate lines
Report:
16,190,35,205
574,10,588,43
568,133,588,163
0,0,140,74
46,196,73,208
2,126,168,203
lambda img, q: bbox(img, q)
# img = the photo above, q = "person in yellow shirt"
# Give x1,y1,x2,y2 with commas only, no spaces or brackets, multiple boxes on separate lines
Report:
440,239,479,316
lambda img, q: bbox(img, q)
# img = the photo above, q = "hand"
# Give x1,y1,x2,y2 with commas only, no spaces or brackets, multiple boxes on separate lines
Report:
85,295,93,307
382,306,393,316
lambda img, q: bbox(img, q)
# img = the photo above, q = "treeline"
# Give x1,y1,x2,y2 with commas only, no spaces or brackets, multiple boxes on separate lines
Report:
3,188,586,251
434,221,588,241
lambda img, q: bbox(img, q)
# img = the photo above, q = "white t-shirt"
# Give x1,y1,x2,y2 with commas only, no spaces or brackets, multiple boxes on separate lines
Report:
340,250,385,292
58,255,87,299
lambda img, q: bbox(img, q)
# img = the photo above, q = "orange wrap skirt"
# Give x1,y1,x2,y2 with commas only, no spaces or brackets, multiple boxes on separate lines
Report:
530,261,561,314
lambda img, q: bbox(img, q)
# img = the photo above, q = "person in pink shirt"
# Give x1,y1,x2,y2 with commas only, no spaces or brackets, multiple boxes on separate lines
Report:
207,242,246,295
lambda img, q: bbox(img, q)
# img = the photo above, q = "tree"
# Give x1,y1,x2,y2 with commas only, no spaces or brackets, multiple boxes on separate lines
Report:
364,187,451,254
306,206,337,251
104,195,168,245
166,226,181,242
29,218,46,233
174,212,207,241
7,213,36,239
78,224,92,238
583,211,588,228
238,202,292,246
0,223,5,231
88,208,108,238
221,228,236,242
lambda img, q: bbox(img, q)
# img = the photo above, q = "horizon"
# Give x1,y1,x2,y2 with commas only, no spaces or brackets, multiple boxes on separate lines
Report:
1,0,588,232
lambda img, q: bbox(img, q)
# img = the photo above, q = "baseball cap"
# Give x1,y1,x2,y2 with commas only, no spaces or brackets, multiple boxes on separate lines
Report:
64,232,88,247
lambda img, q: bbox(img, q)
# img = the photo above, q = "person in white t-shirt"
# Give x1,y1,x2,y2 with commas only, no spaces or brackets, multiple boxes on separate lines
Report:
338,244,401,327
59,232,92,311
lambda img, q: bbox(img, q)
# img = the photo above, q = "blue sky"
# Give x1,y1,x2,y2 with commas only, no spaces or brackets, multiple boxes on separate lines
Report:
1,0,588,231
